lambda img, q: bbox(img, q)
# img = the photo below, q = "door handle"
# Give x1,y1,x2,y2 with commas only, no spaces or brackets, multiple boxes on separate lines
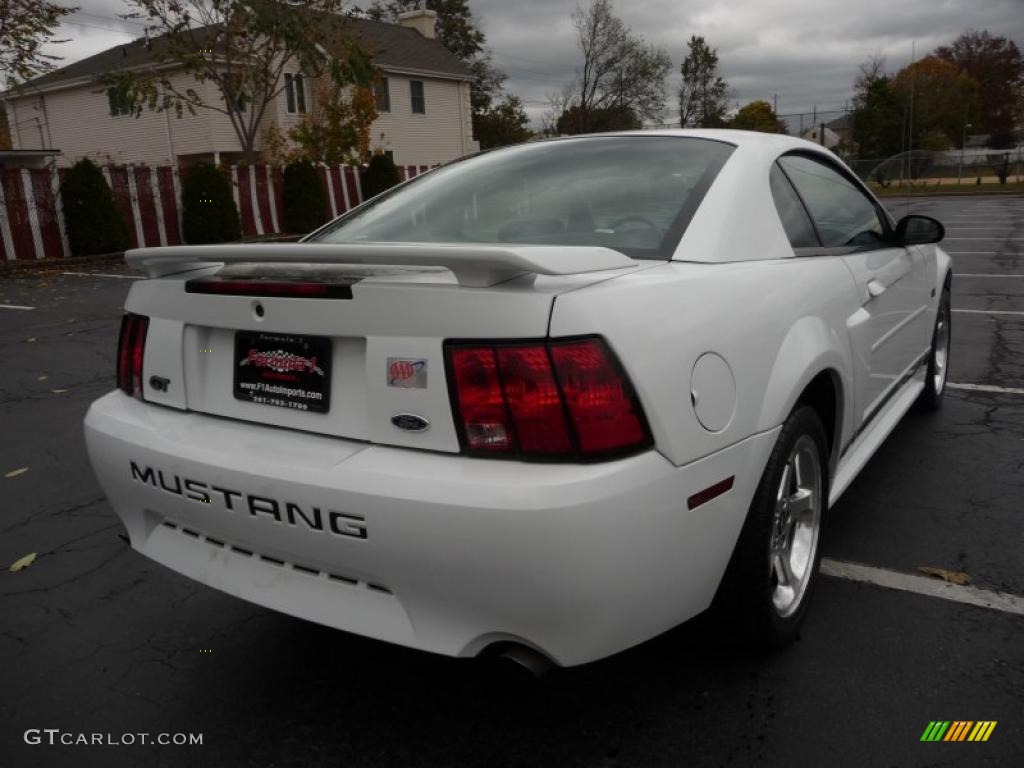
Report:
867,278,886,298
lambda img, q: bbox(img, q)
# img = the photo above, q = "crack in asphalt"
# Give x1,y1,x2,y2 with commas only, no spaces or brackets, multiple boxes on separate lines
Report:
0,542,126,597
1,495,107,535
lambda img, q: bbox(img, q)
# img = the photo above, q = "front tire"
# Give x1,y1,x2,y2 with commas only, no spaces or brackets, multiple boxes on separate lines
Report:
711,405,828,649
918,286,951,411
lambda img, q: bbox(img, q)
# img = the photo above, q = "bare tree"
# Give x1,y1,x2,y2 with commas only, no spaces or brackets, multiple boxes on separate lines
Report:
0,0,77,88
560,0,670,133
678,35,730,127
108,0,374,163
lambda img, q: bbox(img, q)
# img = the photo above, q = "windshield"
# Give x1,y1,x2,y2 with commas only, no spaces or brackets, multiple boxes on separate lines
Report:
311,136,735,259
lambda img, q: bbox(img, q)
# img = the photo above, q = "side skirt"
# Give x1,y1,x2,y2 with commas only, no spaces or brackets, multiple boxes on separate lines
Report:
829,369,926,507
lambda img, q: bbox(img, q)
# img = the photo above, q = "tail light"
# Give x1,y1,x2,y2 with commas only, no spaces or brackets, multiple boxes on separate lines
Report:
445,337,651,461
117,313,149,398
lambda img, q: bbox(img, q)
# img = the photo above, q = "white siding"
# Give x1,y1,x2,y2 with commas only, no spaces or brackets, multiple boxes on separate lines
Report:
371,73,477,165
6,72,244,166
7,67,476,167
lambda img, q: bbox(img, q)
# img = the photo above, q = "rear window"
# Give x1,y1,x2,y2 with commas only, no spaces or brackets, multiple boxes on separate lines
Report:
312,137,735,259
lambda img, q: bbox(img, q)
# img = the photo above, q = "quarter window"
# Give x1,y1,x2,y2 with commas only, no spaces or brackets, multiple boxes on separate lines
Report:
777,154,886,248
375,77,391,112
769,163,819,248
410,80,425,114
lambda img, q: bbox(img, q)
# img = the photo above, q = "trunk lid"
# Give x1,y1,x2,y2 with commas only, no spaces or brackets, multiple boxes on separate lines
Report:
126,243,647,454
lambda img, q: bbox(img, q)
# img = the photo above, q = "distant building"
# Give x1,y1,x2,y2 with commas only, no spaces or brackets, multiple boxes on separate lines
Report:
800,125,842,149
1,10,478,168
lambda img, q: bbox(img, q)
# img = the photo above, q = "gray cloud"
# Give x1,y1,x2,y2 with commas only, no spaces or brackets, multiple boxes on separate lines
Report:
48,0,1024,127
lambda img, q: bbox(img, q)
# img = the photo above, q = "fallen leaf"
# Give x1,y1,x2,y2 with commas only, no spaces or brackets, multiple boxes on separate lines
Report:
25,337,36,343
37,375,48,381
51,389,69,394
9,553,37,573
4,467,29,479
918,566,971,586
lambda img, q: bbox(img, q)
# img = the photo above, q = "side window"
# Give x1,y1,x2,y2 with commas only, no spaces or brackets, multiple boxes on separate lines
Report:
778,154,886,248
769,163,819,248
410,80,425,114
374,77,390,112
284,74,306,114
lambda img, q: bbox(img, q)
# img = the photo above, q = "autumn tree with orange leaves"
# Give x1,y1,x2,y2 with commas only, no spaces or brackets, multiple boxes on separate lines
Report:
891,56,980,151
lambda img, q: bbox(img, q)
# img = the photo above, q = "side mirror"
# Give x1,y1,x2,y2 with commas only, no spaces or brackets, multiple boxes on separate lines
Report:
894,215,944,246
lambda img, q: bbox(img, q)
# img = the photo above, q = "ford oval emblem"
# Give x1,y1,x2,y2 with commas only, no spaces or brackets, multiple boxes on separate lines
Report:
391,413,430,432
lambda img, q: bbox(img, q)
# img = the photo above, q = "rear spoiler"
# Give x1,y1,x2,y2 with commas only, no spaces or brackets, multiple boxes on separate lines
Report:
125,243,638,287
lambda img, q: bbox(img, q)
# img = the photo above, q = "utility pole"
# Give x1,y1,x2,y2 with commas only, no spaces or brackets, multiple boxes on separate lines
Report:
773,93,778,114
908,41,916,162
958,119,971,187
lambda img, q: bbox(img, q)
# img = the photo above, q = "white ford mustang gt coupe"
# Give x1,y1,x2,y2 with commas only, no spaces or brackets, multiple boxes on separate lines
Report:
85,130,951,668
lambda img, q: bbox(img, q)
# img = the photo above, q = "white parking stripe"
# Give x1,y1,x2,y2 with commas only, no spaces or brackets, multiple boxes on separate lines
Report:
61,271,142,280
820,559,1024,617
948,382,1024,395
952,308,1024,316
0,304,35,310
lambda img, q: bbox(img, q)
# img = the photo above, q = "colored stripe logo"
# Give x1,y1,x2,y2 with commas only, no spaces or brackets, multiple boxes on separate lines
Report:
921,721,997,742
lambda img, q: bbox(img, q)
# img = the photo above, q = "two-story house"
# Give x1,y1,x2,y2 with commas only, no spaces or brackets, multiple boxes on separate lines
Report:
1,9,478,168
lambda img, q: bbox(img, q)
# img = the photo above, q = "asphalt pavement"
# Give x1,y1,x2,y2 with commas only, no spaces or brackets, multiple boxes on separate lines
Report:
1,195,1022,767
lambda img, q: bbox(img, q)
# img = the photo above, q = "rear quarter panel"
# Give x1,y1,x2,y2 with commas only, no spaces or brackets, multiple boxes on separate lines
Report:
549,257,859,467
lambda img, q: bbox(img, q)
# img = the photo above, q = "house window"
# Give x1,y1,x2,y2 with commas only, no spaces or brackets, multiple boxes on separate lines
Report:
284,73,306,114
107,86,132,117
374,77,391,112
410,80,425,114
223,75,246,113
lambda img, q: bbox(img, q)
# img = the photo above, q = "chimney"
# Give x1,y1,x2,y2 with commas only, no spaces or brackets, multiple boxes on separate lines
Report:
397,8,437,39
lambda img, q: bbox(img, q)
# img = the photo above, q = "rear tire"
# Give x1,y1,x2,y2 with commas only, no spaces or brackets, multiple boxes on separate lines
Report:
711,405,828,649
918,286,951,411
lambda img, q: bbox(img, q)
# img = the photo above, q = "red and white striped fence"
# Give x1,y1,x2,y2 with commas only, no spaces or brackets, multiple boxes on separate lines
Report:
0,162,432,263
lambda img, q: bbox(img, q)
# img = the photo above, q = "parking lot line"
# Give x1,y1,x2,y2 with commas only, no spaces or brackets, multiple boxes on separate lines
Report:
952,309,1024,316
820,559,1024,617
0,303,35,310
948,382,1024,395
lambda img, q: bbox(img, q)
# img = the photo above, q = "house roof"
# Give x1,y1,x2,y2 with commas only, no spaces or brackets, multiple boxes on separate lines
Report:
8,15,470,95
343,17,471,78
826,114,851,131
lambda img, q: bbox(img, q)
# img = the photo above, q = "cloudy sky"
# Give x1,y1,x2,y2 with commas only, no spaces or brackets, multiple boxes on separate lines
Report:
47,0,1024,126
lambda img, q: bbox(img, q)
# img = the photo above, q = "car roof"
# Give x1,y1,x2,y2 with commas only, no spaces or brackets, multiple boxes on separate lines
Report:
588,128,825,153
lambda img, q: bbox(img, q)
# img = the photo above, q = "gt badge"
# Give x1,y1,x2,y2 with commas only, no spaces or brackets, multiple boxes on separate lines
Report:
387,358,427,388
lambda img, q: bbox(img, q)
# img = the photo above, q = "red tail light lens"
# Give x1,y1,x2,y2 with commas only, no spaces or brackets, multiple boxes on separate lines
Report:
117,313,149,398
446,337,651,461
497,346,574,455
448,347,511,453
550,339,648,455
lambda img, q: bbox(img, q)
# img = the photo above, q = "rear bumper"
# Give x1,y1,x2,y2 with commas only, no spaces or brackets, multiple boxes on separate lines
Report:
84,392,778,666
